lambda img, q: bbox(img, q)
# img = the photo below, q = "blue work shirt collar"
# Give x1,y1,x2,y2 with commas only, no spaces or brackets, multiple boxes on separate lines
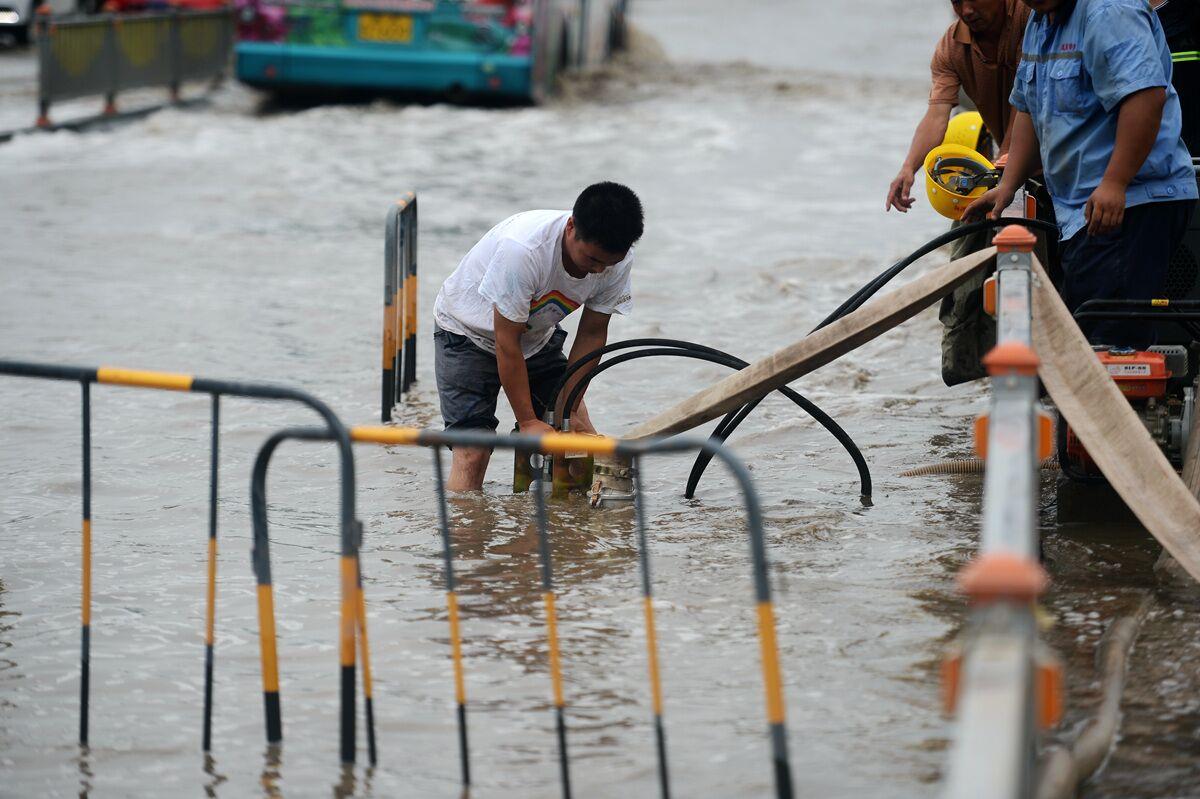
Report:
1034,0,1078,27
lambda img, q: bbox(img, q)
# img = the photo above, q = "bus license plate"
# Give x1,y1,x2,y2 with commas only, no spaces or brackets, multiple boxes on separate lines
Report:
358,14,413,43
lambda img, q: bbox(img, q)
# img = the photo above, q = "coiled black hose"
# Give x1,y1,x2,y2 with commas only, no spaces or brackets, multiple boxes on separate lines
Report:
564,347,872,499
686,217,1062,493
555,217,1059,500
548,339,872,499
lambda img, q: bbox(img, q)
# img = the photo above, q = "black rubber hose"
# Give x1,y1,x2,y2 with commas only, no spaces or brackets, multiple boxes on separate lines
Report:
811,217,1060,333
685,396,762,498
551,339,854,498
562,219,1056,500
549,338,774,496
549,338,773,493
687,216,1061,495
683,386,870,501
559,346,872,500
548,337,733,416
551,339,766,462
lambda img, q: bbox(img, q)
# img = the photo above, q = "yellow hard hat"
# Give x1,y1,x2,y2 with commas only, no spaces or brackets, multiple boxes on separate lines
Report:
944,111,986,152
924,143,999,220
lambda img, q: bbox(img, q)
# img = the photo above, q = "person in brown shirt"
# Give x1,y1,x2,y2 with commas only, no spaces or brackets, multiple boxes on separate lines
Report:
885,0,1031,213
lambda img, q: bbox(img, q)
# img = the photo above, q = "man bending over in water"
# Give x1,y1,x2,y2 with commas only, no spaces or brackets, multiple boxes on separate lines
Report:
432,182,644,491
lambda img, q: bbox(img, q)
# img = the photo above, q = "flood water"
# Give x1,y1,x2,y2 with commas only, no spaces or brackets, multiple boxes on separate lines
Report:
2,1,1198,796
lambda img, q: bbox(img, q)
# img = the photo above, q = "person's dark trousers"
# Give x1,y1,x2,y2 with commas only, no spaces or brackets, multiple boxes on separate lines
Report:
1061,200,1196,349
939,183,1059,386
433,325,568,433
1173,58,1200,154
939,222,996,386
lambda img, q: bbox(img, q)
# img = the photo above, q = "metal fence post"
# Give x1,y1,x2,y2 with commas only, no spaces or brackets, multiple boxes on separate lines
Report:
403,196,418,397
79,381,92,746
201,395,219,752
213,11,230,89
168,7,181,103
631,454,670,798
431,446,471,787
103,13,118,116
381,195,417,420
35,8,55,128
578,0,589,68
396,205,407,404
382,204,399,422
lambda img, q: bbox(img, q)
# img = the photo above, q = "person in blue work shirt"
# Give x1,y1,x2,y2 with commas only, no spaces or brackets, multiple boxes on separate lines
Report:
965,0,1198,348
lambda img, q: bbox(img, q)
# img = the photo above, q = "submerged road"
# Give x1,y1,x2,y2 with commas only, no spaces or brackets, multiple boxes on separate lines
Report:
1,1,1197,796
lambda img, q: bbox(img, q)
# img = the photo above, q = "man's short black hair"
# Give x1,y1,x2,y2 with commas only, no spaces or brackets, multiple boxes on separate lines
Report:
572,182,644,254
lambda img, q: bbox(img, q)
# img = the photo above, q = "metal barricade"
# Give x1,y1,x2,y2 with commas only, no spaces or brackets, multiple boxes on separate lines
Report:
0,359,373,765
381,193,418,421
36,8,235,127
2,357,791,791
249,425,795,798
940,226,1061,799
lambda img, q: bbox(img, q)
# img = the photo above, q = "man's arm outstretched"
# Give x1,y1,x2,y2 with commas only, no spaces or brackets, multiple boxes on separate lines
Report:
887,103,953,212
495,308,556,436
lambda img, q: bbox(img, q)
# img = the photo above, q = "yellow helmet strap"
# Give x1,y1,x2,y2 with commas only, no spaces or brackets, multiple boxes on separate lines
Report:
931,157,1001,195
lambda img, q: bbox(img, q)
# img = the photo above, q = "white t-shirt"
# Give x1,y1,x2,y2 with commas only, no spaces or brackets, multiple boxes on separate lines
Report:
434,210,634,357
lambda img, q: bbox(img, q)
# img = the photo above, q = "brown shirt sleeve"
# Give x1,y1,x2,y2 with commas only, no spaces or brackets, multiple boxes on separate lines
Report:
929,28,961,106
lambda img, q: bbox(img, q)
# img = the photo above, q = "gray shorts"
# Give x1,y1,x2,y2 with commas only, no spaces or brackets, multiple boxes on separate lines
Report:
433,325,569,432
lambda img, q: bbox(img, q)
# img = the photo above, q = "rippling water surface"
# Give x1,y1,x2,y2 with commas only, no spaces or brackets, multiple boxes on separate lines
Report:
1,1,1198,796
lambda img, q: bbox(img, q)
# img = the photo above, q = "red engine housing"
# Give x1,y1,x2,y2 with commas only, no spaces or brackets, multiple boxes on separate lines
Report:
1096,349,1169,399
1064,349,1171,475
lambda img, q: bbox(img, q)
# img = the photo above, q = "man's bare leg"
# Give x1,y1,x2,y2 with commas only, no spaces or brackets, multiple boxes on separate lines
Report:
446,446,492,491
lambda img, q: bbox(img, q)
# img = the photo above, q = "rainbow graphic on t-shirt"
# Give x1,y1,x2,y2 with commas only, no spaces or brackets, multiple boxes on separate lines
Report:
529,290,580,318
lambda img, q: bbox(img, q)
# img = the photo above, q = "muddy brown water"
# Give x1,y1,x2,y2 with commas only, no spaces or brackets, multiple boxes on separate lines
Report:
1,1,1198,796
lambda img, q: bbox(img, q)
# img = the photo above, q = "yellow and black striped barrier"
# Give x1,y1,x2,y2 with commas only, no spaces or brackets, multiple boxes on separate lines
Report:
249,427,377,765
432,446,471,786
631,454,670,796
0,359,373,766
203,395,219,752
251,424,796,799
381,194,418,421
3,359,792,792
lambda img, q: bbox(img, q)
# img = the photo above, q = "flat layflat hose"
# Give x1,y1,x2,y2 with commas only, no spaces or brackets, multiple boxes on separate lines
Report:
557,345,873,500
899,457,1060,477
687,217,1062,494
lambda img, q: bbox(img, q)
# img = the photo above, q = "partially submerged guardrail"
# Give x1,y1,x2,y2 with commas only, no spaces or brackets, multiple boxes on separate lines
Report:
940,227,1061,798
249,425,795,799
0,359,373,765
381,193,418,421
36,8,234,128
1,357,792,793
